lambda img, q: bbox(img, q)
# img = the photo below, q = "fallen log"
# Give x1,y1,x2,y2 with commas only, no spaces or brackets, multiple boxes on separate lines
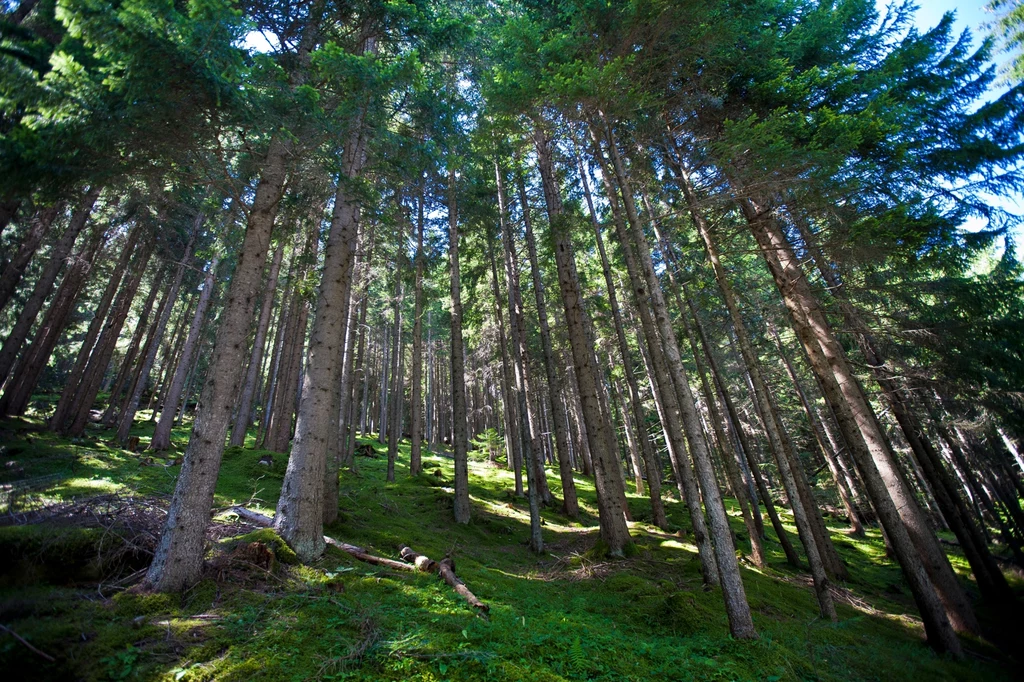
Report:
230,506,274,527
323,537,418,573
438,557,489,616
399,545,438,572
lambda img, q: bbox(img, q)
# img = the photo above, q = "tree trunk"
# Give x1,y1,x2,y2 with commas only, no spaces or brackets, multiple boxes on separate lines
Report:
151,257,220,451
229,240,285,447
744,202,965,654
145,134,292,592
0,219,107,416
770,322,865,536
577,154,666,528
386,227,405,483
448,168,472,525
0,189,98,386
116,224,197,443
601,120,755,636
0,203,60,316
410,188,426,476
48,223,140,430
533,121,631,556
63,237,155,437
589,127,712,569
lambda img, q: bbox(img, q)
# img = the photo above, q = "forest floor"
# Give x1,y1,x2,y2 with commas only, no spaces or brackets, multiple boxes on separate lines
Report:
0,410,1021,681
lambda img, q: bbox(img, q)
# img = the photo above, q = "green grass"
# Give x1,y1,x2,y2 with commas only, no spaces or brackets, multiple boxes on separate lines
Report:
0,411,1020,681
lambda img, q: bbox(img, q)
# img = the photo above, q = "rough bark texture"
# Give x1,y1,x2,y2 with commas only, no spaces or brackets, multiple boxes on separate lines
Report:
514,167,578,516
602,122,755,637
63,238,155,437
0,219,107,416
0,204,60,316
578,155,666,528
533,122,631,556
589,127,713,571
497,171,544,551
448,168,472,525
277,123,366,559
0,188,98,386
144,134,292,592
115,225,197,443
48,224,140,431
743,203,963,655
410,189,426,476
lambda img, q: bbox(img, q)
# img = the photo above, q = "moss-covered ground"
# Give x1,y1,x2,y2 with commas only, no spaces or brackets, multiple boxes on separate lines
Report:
0,411,1021,681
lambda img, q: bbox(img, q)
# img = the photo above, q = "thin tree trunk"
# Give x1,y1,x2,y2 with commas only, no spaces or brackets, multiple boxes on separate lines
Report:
589,127,712,569
0,189,98,386
601,120,756,635
116,225,197,442
387,228,405,482
410,189,426,476
448,168,472,525
577,152,666,528
151,257,219,451
0,204,60,316
0,219,107,415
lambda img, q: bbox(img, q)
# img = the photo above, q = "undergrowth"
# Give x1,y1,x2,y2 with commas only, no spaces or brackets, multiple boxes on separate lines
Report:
0,411,1020,681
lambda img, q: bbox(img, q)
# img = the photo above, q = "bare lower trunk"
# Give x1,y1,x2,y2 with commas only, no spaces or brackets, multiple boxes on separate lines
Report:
0,188,98,386
386,231,405,483
0,220,106,416
533,121,630,556
589,128,711,569
410,190,426,476
771,323,865,536
0,204,59,316
145,134,291,592
49,224,139,430
744,203,964,655
277,122,366,555
602,121,754,636
513,167,570,512
116,225,197,443
448,168,471,525
496,170,543,550
63,238,155,437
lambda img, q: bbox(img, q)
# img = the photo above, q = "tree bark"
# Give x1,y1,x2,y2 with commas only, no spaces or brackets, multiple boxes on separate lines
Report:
589,127,713,569
533,121,631,556
601,120,756,636
151,257,220,451
448,168,472,525
0,219,107,416
514,166,577,516
144,133,292,592
743,201,964,654
116,224,197,442
410,188,426,477
277,121,366,557
496,170,544,551
230,240,285,447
